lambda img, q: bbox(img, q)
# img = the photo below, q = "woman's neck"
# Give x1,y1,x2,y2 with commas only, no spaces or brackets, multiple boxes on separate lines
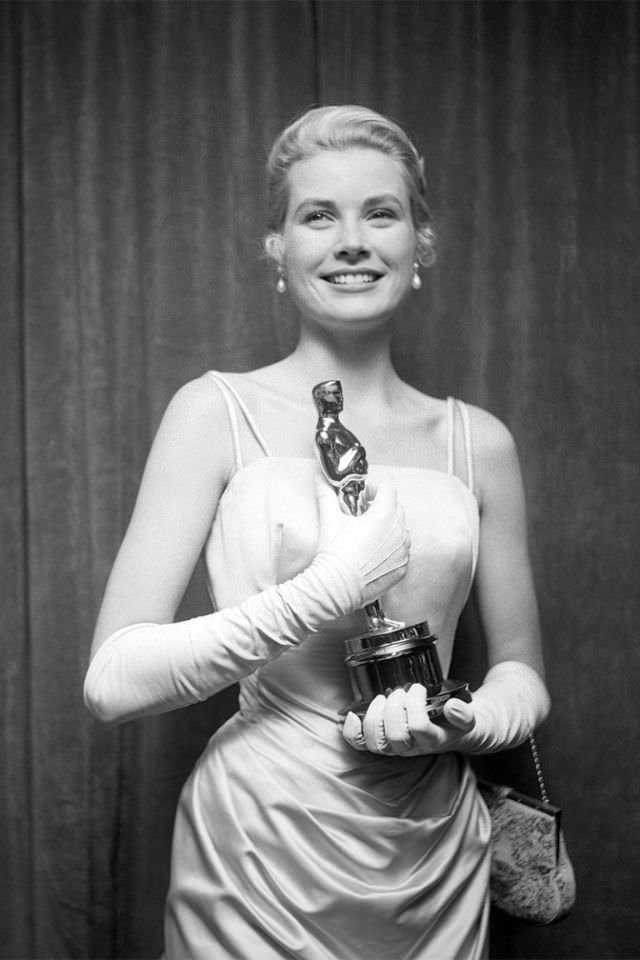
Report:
281,324,403,406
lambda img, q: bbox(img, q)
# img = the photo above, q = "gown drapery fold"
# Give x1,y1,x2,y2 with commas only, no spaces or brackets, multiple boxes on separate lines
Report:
163,373,491,960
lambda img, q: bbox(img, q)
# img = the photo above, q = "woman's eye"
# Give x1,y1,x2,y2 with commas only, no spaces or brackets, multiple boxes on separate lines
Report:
304,210,333,225
369,208,396,222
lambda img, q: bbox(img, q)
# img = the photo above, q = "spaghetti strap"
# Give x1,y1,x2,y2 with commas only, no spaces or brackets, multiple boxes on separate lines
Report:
204,371,272,470
446,397,456,477
458,401,475,496
446,396,475,495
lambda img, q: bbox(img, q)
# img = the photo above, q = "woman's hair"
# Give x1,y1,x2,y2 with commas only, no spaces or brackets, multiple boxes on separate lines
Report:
265,105,436,266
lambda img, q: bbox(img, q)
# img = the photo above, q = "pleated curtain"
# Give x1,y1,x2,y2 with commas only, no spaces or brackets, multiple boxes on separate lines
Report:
1,2,638,957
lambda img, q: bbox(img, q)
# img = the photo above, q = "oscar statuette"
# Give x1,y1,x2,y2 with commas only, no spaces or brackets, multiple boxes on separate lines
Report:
312,379,471,720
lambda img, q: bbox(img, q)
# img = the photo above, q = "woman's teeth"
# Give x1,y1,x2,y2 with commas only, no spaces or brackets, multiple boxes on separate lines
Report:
327,273,378,285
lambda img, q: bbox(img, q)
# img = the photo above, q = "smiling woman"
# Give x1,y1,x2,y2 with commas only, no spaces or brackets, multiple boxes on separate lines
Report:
84,104,549,959
269,148,418,328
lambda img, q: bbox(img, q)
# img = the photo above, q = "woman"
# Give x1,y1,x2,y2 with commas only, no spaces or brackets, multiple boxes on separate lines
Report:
84,105,550,959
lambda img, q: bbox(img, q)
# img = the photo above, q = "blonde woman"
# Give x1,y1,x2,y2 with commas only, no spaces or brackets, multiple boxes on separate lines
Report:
85,105,549,959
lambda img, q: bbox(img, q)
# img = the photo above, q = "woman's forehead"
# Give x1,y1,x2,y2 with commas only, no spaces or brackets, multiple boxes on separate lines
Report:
286,147,409,202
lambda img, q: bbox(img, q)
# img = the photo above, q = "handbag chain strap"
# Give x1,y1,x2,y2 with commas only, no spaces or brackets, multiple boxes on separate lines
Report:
528,732,550,804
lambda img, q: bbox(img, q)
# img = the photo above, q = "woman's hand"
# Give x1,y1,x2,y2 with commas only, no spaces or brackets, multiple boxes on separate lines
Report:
315,477,410,606
342,660,550,756
342,685,476,755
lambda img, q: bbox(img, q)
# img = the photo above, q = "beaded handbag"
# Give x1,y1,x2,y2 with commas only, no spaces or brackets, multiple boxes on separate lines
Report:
478,734,576,925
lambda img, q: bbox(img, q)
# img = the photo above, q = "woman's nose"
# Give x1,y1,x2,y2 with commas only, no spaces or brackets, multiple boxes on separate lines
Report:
335,218,369,259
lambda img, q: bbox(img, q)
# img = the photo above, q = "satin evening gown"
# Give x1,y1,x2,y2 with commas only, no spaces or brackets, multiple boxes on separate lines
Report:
163,373,491,960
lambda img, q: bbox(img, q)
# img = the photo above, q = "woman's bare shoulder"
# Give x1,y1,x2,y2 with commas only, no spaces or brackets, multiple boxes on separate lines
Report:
150,374,237,480
463,402,517,455
462,403,524,509
166,371,237,422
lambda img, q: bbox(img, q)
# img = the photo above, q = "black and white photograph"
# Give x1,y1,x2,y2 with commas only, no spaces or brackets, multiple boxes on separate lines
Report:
1,1,638,958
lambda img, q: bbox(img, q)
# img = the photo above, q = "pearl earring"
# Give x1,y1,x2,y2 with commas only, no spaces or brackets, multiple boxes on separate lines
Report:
411,263,422,291
276,269,287,294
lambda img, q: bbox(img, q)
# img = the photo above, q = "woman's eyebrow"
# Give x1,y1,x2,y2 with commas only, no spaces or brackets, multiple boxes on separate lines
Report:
292,197,337,215
364,193,403,207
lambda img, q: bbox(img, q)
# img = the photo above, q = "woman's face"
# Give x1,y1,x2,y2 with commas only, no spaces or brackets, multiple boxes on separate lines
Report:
278,147,418,332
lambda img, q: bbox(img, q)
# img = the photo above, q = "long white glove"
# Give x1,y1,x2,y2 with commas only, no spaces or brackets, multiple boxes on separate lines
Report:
446,660,550,753
343,660,550,755
84,480,409,724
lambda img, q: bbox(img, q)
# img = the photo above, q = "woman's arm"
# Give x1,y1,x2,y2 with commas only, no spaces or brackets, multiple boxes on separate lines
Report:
90,376,233,656
343,408,550,755
85,376,410,723
471,408,545,678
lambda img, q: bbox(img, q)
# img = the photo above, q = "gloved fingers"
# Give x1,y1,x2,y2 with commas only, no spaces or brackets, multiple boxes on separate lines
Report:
314,472,410,619
404,683,450,752
359,497,411,590
363,479,396,515
360,509,410,574
406,684,476,753
345,688,474,757
343,697,413,756
362,694,394,753
382,687,415,753
316,474,408,550
342,710,368,751
315,477,365,553
361,476,378,506
368,488,410,545
442,696,476,732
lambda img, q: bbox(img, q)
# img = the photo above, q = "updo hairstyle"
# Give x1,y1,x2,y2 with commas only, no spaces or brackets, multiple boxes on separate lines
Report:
265,105,436,266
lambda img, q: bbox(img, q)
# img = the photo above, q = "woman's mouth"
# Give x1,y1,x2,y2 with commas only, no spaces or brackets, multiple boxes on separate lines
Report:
323,271,383,286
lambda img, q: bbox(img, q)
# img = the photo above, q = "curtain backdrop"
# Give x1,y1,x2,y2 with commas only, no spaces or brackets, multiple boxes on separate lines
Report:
2,2,638,958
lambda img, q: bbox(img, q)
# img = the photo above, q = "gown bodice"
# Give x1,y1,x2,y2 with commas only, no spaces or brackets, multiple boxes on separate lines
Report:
202,372,480,721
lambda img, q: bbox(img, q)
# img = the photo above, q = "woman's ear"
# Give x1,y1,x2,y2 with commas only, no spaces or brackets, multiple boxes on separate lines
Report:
264,232,285,266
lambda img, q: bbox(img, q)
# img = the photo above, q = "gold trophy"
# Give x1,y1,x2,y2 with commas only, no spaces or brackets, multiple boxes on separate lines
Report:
313,380,471,720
